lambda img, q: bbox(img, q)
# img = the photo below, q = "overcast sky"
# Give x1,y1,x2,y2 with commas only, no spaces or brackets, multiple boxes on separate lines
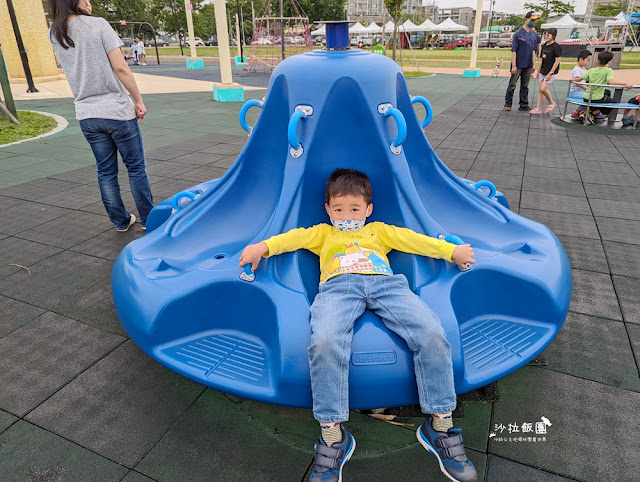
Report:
433,0,589,15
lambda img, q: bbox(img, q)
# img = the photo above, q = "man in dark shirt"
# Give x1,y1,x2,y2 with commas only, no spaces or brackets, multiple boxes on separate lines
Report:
504,11,540,111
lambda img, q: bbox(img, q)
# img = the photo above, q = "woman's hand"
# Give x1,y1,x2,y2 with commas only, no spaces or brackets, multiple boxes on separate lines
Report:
239,242,269,272
451,244,476,270
135,102,147,122
545,73,552,82
531,70,538,79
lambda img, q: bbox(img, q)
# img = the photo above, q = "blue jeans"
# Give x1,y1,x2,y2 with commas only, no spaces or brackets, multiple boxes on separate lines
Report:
309,274,457,423
79,118,154,229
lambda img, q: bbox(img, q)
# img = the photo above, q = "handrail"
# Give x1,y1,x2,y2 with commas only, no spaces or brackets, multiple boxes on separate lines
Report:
568,80,640,89
238,99,263,135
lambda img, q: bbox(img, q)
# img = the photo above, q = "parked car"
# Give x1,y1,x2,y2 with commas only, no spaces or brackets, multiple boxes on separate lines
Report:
437,34,456,47
454,34,472,47
146,39,169,47
496,32,515,48
120,37,136,47
205,36,218,46
477,32,499,48
184,36,204,47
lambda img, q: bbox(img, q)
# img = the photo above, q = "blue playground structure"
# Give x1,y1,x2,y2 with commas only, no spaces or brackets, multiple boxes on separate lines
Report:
112,23,572,409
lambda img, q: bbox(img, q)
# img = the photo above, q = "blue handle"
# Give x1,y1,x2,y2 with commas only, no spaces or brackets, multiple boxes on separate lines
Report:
384,107,407,148
444,234,465,246
171,191,196,211
411,96,433,128
238,99,263,134
240,264,256,282
288,109,308,150
474,180,497,198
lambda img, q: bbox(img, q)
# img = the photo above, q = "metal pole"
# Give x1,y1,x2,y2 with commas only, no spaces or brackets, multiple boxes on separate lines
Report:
280,0,285,60
184,0,198,58
236,1,244,59
214,0,233,84
6,0,38,93
469,0,483,69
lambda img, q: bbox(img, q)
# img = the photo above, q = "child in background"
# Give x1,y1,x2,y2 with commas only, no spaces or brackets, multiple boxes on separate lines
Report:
136,37,147,66
240,169,477,482
529,28,562,115
131,40,139,65
569,49,592,118
577,51,633,124
621,92,640,126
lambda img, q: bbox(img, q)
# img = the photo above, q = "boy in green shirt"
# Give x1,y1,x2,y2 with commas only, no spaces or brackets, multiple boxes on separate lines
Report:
577,51,633,124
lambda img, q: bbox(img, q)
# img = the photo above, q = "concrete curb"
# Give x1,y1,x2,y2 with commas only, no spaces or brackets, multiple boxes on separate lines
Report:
0,110,69,148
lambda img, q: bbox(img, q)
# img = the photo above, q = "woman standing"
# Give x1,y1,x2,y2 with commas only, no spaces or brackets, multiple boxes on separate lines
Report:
47,0,154,231
530,28,562,115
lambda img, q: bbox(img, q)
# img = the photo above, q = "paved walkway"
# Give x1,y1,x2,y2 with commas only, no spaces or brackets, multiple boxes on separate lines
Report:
0,72,638,481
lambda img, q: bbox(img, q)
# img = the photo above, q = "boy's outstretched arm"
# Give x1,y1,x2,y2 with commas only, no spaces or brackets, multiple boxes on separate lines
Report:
240,242,269,272
451,244,475,270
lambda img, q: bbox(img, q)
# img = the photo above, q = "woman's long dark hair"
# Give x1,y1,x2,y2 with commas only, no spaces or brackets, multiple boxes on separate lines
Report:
46,0,89,49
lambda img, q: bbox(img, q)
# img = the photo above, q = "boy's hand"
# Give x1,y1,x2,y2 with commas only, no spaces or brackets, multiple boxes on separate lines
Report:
239,242,269,272
451,244,476,270
625,83,633,91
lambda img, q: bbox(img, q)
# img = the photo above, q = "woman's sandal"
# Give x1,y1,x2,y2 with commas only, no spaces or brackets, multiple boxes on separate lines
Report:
545,103,556,114
529,108,542,115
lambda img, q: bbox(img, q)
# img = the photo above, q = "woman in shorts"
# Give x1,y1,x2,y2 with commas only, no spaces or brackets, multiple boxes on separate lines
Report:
530,28,562,115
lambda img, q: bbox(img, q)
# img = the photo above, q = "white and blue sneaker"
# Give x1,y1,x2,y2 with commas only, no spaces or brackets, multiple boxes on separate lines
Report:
309,425,356,482
417,416,478,481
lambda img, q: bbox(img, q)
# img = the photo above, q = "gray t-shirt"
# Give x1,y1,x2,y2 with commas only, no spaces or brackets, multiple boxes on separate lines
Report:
50,16,135,121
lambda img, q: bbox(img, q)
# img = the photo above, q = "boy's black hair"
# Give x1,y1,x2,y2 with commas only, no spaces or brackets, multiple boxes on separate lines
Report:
578,49,592,61
325,168,372,205
597,51,614,65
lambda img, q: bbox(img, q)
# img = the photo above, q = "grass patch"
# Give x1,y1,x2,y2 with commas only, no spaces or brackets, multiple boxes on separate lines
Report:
404,71,433,77
0,111,58,145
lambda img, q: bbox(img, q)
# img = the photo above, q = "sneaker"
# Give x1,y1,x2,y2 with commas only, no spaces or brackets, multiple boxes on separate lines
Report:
417,416,478,482
587,113,595,125
595,113,608,120
571,111,580,118
622,116,634,126
116,214,136,232
518,105,531,111
578,112,586,123
141,225,147,231
309,425,356,482
503,106,511,111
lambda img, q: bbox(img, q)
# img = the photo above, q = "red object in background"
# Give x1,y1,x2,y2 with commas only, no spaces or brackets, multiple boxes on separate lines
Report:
455,37,472,47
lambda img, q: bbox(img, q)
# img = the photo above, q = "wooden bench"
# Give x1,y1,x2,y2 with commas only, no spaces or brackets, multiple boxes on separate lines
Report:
562,82,640,127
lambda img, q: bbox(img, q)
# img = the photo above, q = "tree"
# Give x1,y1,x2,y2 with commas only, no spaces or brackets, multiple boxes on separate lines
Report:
594,1,628,17
150,0,204,37
522,0,575,23
384,0,404,61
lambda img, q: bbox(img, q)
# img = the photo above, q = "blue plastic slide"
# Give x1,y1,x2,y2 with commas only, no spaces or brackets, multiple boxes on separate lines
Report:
112,33,571,409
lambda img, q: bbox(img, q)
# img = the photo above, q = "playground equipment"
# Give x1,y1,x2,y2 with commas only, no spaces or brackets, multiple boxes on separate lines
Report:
113,23,572,409
244,0,312,72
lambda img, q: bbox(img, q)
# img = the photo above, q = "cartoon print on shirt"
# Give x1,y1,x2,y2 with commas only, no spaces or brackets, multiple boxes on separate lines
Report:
322,242,393,277
338,250,374,272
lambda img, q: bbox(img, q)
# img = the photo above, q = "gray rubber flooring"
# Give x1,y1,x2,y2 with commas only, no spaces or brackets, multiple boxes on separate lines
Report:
0,74,638,481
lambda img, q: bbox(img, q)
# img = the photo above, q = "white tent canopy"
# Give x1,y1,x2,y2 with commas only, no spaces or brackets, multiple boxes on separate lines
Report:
349,22,367,34
541,13,586,29
310,24,325,36
417,19,438,31
605,12,627,27
364,22,381,33
401,19,423,32
435,18,468,31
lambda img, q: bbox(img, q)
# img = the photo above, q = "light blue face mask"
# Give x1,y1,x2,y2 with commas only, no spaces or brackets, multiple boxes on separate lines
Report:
331,218,366,233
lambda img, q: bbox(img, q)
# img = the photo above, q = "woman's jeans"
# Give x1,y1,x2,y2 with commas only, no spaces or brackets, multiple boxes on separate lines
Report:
309,274,457,423
79,118,154,229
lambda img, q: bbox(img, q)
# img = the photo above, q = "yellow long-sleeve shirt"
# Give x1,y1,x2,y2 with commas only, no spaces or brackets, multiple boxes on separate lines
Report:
263,222,457,284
